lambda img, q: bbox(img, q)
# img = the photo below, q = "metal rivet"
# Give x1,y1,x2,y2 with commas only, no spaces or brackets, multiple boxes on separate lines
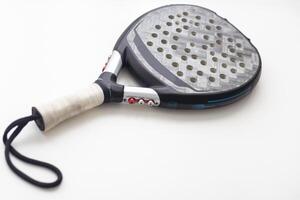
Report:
148,100,154,106
138,99,144,105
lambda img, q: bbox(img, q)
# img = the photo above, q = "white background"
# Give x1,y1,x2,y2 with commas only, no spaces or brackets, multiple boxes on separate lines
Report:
0,0,299,199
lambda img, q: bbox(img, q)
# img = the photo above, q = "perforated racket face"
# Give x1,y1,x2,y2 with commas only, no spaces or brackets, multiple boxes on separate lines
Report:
120,5,261,95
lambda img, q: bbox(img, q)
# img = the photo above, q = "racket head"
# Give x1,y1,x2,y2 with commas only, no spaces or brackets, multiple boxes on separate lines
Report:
114,4,261,109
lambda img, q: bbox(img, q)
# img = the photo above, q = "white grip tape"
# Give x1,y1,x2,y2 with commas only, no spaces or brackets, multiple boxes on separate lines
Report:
34,83,104,132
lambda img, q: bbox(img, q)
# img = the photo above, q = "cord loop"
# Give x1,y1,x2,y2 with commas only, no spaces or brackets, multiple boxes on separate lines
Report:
3,115,62,188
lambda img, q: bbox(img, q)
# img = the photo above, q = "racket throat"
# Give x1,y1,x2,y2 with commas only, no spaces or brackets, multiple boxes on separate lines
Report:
102,50,122,76
95,50,124,103
95,72,124,103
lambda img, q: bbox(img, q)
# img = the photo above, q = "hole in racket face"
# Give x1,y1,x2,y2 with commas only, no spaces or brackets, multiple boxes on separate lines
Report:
124,5,260,94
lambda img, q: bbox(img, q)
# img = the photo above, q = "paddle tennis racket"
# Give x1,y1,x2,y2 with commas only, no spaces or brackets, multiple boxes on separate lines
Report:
3,4,261,188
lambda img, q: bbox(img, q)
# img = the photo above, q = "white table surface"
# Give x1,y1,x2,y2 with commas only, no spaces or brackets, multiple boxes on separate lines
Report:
0,0,299,199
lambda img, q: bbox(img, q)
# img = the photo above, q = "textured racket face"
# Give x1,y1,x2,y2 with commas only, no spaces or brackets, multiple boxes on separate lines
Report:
114,4,261,108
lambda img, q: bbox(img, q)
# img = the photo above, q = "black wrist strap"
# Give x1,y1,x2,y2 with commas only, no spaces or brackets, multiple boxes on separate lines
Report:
3,115,63,188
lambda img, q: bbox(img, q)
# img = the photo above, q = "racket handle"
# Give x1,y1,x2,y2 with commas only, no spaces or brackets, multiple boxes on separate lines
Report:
32,83,104,132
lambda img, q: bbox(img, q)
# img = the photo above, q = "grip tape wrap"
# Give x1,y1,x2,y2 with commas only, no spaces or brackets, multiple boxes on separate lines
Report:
33,83,104,131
